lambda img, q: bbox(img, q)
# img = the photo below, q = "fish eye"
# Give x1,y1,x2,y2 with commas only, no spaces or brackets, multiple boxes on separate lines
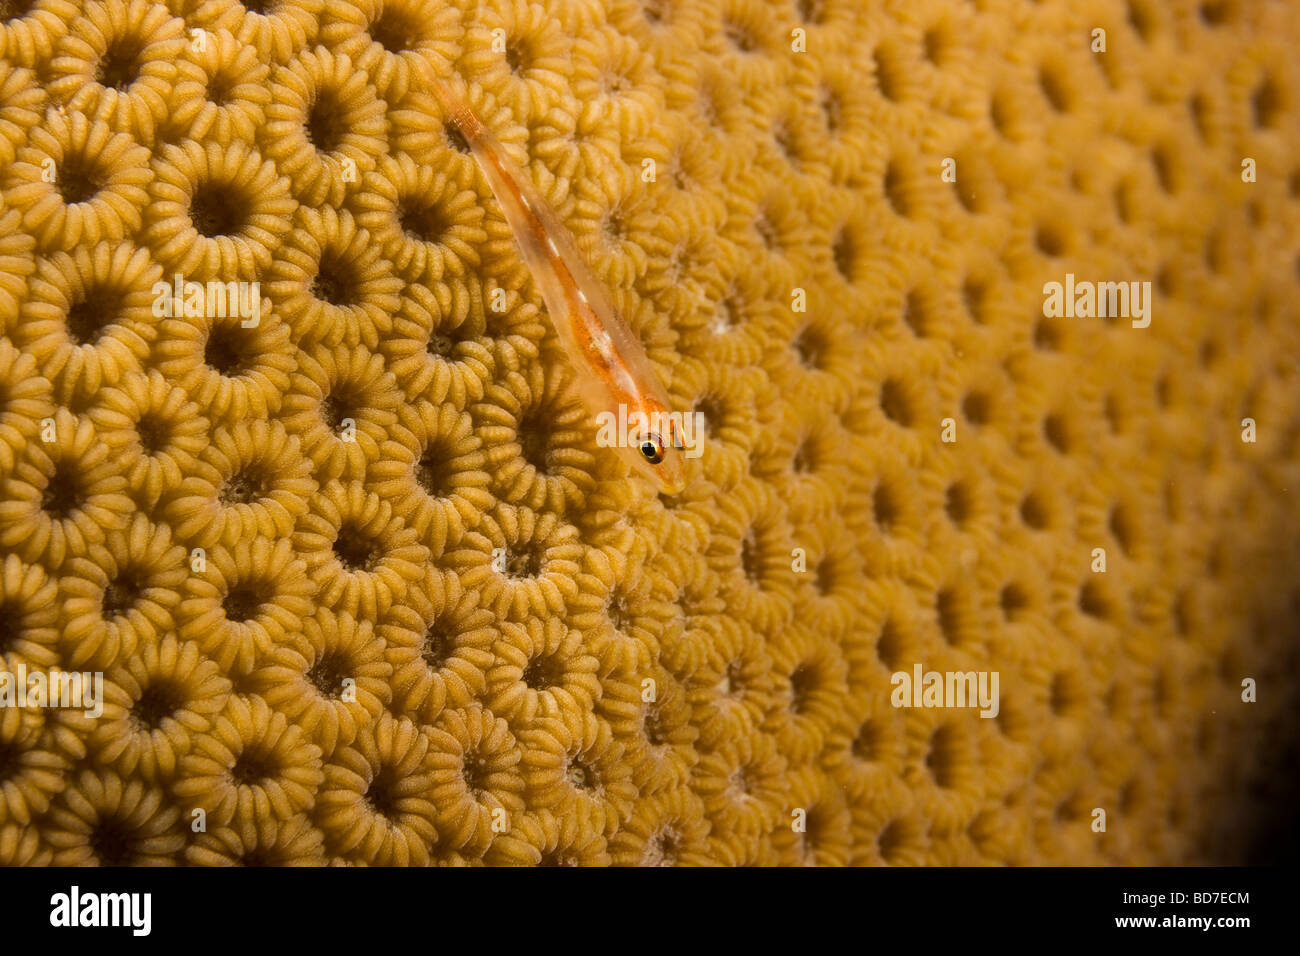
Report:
639,433,664,464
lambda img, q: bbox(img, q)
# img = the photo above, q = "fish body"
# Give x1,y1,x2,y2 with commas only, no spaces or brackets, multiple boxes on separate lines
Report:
415,61,689,495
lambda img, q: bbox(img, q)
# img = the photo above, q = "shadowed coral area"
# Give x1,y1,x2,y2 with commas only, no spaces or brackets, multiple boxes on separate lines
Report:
0,0,1298,865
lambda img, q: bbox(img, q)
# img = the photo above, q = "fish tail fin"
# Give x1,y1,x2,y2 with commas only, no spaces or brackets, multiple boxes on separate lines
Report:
414,57,486,142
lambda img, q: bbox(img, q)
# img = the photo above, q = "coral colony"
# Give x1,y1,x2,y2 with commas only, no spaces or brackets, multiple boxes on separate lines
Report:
0,0,1294,869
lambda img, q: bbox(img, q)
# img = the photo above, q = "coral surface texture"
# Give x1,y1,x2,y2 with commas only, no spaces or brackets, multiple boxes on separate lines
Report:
0,0,1298,865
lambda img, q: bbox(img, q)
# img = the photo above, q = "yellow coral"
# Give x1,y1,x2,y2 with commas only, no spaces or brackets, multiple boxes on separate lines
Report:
0,0,1296,868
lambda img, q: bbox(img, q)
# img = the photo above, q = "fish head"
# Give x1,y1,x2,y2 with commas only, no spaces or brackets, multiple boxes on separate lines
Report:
623,400,691,496
625,428,689,495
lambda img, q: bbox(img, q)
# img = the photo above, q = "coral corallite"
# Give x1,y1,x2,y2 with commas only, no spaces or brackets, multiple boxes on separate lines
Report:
0,0,1297,867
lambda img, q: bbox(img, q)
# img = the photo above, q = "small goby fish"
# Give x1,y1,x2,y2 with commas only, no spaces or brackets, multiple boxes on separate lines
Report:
414,60,690,496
